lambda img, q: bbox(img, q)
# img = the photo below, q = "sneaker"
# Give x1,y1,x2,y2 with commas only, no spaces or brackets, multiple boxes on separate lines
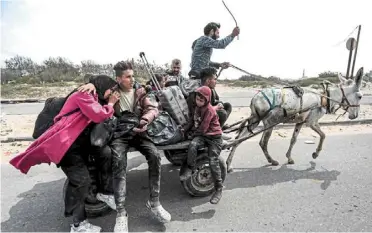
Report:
70,220,101,233
222,133,232,140
146,201,171,223
210,188,223,204
96,193,116,210
114,214,128,233
179,167,192,181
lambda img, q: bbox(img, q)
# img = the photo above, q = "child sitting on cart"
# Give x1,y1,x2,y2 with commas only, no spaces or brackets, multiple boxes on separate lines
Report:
180,85,224,204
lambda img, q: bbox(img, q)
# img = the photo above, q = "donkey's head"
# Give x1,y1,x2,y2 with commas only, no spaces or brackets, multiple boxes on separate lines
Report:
337,67,364,119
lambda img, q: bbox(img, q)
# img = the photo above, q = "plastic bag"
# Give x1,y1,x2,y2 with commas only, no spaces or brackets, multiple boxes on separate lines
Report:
90,116,118,147
113,111,140,139
144,111,184,146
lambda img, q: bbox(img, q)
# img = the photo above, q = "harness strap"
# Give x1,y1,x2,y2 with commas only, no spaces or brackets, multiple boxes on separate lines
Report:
260,89,275,110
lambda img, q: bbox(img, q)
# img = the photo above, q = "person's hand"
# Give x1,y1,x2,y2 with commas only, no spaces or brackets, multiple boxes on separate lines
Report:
133,119,148,133
108,91,120,105
78,83,96,94
217,103,224,109
231,26,240,37
220,62,230,69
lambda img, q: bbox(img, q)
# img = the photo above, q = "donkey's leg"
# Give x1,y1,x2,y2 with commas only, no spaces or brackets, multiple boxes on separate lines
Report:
285,122,304,164
309,123,325,159
259,127,278,166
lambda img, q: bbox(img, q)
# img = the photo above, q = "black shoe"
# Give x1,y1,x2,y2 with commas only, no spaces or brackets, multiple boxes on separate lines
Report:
180,167,193,181
210,188,223,204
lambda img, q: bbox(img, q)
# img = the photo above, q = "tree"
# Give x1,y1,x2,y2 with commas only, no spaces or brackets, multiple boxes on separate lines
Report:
4,55,38,77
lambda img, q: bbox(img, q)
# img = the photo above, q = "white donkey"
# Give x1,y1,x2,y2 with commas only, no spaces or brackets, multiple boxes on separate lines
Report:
226,67,364,171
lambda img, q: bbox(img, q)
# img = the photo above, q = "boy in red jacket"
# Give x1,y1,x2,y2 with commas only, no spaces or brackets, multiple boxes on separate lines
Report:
180,85,224,204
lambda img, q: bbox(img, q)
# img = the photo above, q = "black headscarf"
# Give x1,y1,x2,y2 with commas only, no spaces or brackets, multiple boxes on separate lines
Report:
89,75,118,102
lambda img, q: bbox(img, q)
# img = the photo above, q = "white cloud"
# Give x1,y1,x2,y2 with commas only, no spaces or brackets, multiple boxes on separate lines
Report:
2,0,371,79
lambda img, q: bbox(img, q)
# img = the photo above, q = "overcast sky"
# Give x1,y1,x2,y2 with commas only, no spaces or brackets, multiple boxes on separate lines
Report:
1,0,371,79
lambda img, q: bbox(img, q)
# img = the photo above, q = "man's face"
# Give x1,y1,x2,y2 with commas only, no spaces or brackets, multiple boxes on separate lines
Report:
172,64,181,75
116,69,134,91
212,28,220,40
196,94,206,107
204,75,217,89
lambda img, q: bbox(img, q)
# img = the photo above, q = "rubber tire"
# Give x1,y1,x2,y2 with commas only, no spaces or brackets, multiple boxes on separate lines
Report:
163,150,185,166
63,178,112,218
180,155,227,197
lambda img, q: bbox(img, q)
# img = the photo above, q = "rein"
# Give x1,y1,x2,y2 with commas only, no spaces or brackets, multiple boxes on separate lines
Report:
319,82,360,119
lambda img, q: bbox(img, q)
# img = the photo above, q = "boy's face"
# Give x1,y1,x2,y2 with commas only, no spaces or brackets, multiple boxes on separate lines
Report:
205,75,217,89
116,69,134,91
196,94,206,107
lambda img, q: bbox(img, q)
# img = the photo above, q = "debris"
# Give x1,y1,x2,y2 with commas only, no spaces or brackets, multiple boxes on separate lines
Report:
305,140,315,144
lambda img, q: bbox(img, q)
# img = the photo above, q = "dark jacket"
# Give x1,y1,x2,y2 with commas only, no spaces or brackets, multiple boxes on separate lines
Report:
211,89,223,106
190,86,222,136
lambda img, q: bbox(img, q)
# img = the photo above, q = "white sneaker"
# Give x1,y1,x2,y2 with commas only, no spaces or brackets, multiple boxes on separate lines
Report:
114,215,128,233
96,193,116,210
70,220,101,233
222,133,232,140
146,201,171,223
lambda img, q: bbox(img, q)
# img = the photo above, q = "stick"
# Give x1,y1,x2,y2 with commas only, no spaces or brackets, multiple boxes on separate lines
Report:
222,0,239,40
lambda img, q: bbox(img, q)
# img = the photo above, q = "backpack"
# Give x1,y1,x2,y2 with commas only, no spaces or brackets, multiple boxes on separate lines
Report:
143,111,184,146
32,96,79,139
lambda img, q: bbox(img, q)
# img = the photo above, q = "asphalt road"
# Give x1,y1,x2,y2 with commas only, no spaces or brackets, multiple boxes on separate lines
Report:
2,133,372,232
2,95,372,115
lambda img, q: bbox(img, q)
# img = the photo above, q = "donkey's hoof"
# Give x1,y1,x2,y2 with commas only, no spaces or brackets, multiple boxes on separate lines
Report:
312,152,319,159
271,160,279,166
288,159,295,164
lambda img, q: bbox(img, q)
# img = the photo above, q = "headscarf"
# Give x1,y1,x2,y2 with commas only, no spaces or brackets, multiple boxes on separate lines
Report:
89,75,118,102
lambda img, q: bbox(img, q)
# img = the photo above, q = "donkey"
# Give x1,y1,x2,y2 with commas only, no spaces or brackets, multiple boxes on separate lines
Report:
226,67,364,171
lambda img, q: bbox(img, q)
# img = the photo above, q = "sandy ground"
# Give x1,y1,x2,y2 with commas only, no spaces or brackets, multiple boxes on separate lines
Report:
1,105,372,163
1,84,371,163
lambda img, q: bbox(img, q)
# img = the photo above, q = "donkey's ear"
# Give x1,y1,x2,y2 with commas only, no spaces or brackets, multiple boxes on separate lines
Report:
354,67,364,89
338,73,347,84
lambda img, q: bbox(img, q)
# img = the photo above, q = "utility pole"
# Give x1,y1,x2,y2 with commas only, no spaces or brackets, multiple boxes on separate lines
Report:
351,25,361,78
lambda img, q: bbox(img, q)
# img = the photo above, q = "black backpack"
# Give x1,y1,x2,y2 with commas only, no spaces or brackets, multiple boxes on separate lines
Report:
32,96,79,139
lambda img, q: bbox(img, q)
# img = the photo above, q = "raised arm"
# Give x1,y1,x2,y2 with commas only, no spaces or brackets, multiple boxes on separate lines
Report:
200,35,235,49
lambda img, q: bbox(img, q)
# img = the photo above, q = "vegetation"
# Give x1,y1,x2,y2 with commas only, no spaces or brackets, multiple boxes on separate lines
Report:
1,55,371,99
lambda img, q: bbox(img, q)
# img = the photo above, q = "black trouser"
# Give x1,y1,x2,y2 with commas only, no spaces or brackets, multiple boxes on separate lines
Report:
96,145,114,195
109,136,161,215
216,102,232,127
187,135,223,189
58,129,92,225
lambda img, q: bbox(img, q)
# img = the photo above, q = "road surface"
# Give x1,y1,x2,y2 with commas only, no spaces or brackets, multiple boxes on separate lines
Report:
2,133,372,232
2,94,372,115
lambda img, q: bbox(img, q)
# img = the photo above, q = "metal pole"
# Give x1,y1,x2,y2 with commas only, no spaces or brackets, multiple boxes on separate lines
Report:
346,46,353,79
351,25,361,78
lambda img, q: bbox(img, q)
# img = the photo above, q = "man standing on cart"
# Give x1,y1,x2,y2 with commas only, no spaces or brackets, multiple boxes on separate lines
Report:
188,22,240,79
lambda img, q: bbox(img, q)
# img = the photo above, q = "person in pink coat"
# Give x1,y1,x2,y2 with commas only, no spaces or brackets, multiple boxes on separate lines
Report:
9,75,120,233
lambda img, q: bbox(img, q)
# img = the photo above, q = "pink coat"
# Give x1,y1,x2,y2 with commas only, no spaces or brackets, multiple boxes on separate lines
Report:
9,92,114,174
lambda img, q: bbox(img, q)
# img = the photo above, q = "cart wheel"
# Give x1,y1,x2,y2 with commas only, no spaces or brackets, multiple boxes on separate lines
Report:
63,178,112,218
180,155,227,197
164,150,185,166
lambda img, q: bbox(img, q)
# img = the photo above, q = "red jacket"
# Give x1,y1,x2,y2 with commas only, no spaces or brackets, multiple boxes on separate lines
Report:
192,86,222,136
9,92,114,174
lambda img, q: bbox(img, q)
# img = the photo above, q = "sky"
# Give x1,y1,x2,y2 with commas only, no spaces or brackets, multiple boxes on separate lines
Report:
1,0,371,80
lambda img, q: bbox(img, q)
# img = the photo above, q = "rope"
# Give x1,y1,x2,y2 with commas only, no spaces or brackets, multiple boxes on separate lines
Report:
332,25,359,47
